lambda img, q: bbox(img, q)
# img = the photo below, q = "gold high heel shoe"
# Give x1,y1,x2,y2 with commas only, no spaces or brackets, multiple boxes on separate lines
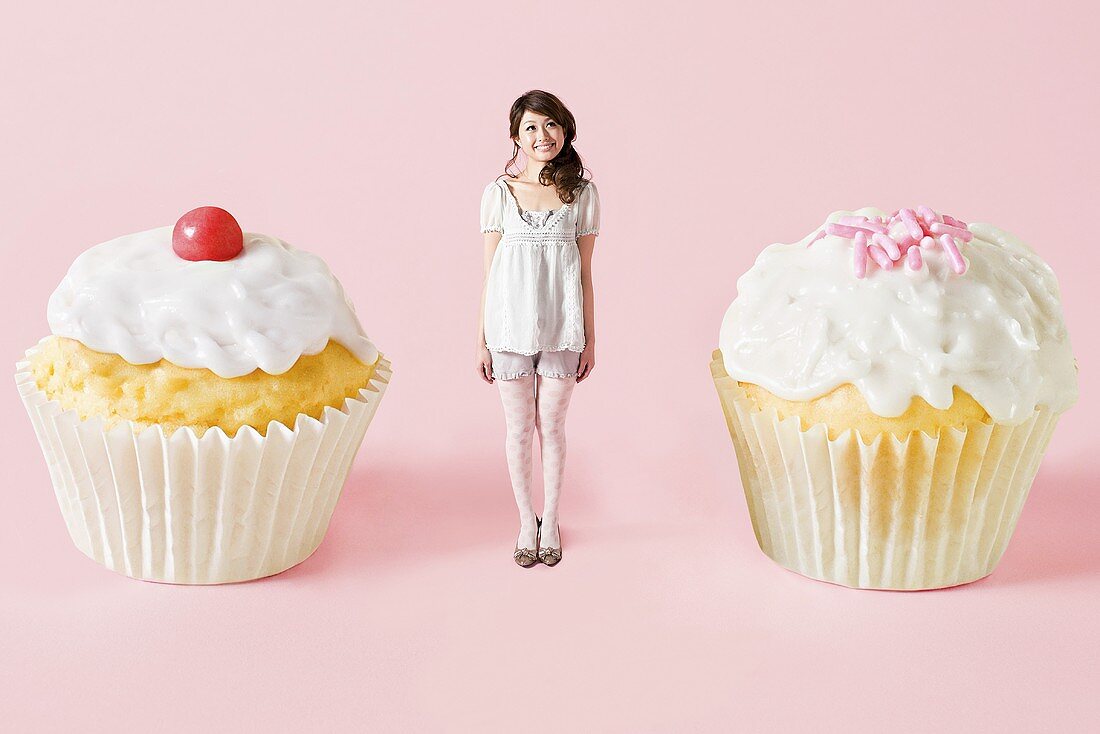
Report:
514,518,540,568
538,523,562,566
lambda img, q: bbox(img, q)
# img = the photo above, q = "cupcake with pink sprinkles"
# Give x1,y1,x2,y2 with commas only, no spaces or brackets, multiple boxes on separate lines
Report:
712,206,1078,590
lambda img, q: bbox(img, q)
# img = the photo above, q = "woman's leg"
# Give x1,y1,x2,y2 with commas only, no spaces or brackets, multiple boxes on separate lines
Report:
535,375,576,548
497,374,539,549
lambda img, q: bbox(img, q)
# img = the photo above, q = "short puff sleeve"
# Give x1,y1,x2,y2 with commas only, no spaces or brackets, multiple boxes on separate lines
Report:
480,182,504,233
575,181,600,237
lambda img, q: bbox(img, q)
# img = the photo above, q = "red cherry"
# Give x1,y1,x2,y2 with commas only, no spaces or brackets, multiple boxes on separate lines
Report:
172,207,244,261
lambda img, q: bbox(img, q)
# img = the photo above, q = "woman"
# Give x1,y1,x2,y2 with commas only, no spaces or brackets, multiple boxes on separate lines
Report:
476,89,600,567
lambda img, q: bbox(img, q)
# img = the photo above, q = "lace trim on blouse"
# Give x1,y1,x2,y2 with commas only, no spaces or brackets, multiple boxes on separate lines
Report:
488,344,586,356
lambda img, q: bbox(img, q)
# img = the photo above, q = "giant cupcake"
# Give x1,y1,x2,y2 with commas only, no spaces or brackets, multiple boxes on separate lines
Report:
711,206,1077,589
16,207,391,583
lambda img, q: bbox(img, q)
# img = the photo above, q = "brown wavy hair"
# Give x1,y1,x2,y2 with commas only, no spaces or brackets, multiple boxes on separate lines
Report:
505,90,590,204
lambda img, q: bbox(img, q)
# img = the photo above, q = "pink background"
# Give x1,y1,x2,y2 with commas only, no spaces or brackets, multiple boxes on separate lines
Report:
1,2,1097,731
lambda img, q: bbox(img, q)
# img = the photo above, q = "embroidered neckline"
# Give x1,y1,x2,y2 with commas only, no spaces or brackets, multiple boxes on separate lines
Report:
499,179,573,231
521,208,556,228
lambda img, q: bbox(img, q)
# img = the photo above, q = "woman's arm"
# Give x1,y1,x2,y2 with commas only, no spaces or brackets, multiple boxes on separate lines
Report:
476,231,503,383
576,233,597,382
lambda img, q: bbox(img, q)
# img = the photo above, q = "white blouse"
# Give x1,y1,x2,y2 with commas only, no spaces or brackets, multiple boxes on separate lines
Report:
480,178,600,355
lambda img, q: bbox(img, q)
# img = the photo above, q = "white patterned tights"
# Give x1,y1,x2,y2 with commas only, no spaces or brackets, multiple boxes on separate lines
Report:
497,374,575,549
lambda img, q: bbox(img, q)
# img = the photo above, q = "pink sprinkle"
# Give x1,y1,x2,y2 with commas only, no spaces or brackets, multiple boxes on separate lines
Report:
906,247,923,270
825,223,863,238
943,214,968,228
887,219,919,248
871,232,902,260
930,222,973,242
826,222,886,238
898,208,925,240
939,234,967,274
807,229,827,246
919,235,936,249
853,231,868,278
916,205,941,227
868,244,894,270
839,215,887,233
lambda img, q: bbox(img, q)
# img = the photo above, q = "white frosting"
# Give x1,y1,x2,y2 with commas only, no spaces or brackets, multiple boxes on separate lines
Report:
48,226,379,378
719,208,1078,423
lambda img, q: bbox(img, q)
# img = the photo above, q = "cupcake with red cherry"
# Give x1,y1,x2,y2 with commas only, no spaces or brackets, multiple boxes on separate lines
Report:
16,207,390,583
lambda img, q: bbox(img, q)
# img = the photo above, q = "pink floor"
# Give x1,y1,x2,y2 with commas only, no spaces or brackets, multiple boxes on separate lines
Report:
5,372,1097,730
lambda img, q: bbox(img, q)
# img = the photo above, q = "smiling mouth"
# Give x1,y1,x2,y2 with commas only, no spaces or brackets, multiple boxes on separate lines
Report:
534,143,556,152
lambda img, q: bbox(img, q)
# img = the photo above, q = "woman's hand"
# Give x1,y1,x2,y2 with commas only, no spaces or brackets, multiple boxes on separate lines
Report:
476,346,494,384
577,343,595,382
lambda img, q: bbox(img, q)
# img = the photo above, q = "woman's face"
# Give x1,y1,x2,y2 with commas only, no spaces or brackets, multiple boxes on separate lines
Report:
514,110,565,164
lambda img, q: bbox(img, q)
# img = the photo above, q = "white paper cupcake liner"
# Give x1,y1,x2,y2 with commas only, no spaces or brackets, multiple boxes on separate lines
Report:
16,340,391,584
712,351,1059,590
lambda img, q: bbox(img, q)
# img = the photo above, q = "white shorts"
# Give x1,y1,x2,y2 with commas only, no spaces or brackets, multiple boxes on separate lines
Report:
491,350,581,380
